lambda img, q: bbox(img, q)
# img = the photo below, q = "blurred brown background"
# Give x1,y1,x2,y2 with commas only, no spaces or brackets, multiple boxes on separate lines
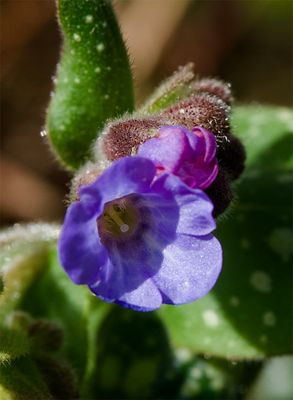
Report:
0,0,292,226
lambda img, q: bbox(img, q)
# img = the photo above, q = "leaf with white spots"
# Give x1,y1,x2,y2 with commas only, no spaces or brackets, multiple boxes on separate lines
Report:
159,105,293,359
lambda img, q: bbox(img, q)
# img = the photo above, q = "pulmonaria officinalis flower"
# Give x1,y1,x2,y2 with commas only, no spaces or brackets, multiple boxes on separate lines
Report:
59,156,222,311
138,125,218,189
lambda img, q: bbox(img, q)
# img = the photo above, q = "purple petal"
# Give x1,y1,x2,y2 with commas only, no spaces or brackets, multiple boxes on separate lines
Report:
192,127,217,163
58,202,107,285
139,126,218,190
199,162,219,189
151,174,216,236
138,126,191,172
153,233,222,305
89,237,161,297
115,278,162,311
80,156,156,204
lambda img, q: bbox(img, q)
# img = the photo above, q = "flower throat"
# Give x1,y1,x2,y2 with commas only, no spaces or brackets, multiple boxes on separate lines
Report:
97,196,139,241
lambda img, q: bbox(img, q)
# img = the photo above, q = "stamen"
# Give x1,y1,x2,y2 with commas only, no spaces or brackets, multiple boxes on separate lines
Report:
106,204,125,228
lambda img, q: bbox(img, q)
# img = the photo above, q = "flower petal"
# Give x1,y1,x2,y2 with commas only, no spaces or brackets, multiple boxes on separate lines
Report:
151,174,216,236
115,278,162,311
58,202,107,285
80,156,156,204
139,126,218,190
138,126,191,172
153,233,222,305
199,162,219,189
89,236,160,294
191,127,217,162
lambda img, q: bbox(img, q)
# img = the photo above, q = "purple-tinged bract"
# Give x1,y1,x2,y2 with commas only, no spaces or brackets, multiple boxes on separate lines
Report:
138,126,218,189
59,156,222,311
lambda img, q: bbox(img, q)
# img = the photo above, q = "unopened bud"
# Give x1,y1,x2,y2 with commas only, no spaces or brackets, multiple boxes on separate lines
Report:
98,116,166,161
216,134,246,180
69,162,103,203
28,319,64,352
205,169,233,217
192,78,233,105
162,93,231,136
35,354,78,399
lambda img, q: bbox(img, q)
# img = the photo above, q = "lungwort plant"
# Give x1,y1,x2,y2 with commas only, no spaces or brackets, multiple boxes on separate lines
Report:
1,1,292,399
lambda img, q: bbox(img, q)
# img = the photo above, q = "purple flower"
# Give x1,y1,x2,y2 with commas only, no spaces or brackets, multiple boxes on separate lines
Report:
59,156,222,311
138,126,218,189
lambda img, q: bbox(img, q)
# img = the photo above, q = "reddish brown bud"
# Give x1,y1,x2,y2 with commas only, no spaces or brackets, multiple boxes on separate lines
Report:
216,134,246,180
35,354,79,399
28,319,63,352
162,93,231,136
205,169,233,217
99,116,166,161
192,78,233,105
69,162,103,203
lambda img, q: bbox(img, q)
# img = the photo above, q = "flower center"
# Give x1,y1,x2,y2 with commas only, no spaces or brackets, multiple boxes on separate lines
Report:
97,196,139,241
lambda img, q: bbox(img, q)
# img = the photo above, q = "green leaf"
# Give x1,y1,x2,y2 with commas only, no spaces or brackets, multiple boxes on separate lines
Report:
19,247,111,396
87,307,173,399
159,105,293,359
47,0,134,169
177,356,261,399
0,224,60,366
0,224,59,322
0,224,110,396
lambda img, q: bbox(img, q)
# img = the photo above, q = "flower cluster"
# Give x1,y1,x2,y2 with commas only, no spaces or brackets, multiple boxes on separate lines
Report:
59,126,222,311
